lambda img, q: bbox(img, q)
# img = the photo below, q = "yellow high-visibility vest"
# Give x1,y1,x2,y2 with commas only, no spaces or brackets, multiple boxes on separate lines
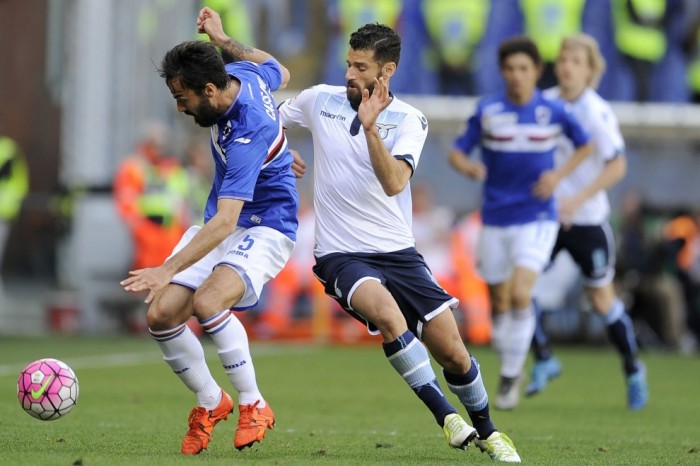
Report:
422,0,490,68
0,137,29,221
612,0,667,62
520,0,586,63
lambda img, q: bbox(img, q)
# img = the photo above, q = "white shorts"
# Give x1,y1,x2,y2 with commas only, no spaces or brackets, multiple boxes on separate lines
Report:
170,225,295,309
478,220,559,285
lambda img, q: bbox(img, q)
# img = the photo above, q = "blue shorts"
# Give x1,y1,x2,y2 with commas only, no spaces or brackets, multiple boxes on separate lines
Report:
551,223,616,287
312,247,459,336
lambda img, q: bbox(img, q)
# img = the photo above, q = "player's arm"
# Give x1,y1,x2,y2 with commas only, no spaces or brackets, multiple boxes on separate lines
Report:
197,7,290,89
448,148,486,181
448,111,486,181
360,77,411,196
121,198,243,303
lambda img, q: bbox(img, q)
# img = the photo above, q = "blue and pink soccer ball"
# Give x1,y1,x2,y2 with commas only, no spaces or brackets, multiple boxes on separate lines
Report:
17,358,79,421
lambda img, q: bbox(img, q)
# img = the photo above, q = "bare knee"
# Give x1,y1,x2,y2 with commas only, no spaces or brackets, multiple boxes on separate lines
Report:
192,289,237,321
147,301,182,330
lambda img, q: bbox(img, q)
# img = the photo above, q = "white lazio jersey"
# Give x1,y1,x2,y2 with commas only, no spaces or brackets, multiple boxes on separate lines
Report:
278,84,428,256
544,87,625,225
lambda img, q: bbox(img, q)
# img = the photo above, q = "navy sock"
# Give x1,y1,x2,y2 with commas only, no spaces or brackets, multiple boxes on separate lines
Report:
444,356,496,439
605,300,639,375
384,331,457,426
531,298,552,361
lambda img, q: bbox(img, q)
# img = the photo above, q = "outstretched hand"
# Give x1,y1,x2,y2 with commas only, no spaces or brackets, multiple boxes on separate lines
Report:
358,77,391,132
196,7,227,45
120,267,173,304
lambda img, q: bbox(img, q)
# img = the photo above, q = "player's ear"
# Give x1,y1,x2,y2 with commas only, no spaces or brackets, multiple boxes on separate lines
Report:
382,62,396,79
204,83,217,98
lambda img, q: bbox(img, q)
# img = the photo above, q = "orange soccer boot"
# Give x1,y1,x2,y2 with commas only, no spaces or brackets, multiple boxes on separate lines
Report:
234,400,276,450
181,390,234,455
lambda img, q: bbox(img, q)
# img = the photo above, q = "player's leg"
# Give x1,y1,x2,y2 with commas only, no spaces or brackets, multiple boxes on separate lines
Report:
147,226,231,454
314,253,473,449
587,284,648,409
147,283,231,455
400,263,519,462
195,226,294,449
577,223,647,410
495,221,558,410
524,297,562,397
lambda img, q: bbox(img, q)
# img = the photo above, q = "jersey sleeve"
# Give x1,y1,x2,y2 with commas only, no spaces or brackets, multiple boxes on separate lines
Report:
560,105,590,148
590,105,625,161
225,60,282,93
453,106,482,154
277,86,319,129
390,111,429,172
217,130,268,201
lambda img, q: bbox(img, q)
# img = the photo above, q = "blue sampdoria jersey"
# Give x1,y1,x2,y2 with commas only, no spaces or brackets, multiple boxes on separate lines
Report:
454,90,589,226
205,59,298,240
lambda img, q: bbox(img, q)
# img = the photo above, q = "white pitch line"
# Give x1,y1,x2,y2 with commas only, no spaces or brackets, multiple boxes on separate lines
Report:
0,344,316,377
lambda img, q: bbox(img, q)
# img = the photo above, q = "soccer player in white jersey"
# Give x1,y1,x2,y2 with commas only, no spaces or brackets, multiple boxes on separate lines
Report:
278,23,520,463
121,8,298,455
449,36,592,411
525,34,649,410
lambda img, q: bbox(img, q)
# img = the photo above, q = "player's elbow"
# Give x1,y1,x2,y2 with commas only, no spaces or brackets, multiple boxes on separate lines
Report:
382,179,408,197
278,64,291,90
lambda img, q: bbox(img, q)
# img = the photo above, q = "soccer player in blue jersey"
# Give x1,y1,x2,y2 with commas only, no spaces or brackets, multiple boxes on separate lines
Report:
449,36,592,411
525,34,648,410
120,7,298,455
279,22,520,463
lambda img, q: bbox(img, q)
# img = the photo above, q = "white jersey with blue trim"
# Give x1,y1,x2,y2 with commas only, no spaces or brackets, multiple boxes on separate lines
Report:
206,60,298,241
454,90,590,226
544,87,625,226
278,84,428,256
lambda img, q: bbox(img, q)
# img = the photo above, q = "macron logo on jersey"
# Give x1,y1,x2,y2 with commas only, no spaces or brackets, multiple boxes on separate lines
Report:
234,137,251,144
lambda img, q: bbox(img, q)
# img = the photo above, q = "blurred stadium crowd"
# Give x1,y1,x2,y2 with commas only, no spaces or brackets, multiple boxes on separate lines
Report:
0,0,699,354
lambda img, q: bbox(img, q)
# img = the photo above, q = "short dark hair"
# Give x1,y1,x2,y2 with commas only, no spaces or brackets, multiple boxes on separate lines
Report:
158,41,229,94
349,23,401,67
498,36,542,68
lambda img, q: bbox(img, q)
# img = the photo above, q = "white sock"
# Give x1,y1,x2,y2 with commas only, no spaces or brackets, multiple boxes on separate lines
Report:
150,323,222,409
491,312,511,360
501,307,536,378
201,310,264,407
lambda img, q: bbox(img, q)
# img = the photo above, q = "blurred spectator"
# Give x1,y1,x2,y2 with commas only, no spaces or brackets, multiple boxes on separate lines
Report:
609,0,688,102
399,0,490,95
0,136,29,301
322,0,403,86
683,5,700,102
411,182,456,291
519,0,587,89
450,210,492,344
663,209,700,344
182,137,213,226
615,191,688,349
113,121,190,271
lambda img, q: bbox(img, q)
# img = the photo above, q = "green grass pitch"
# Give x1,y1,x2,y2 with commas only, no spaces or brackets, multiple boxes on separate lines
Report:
1,335,698,465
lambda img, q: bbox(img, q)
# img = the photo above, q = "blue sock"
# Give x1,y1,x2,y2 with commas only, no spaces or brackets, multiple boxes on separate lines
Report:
444,356,496,439
604,299,639,375
383,331,457,426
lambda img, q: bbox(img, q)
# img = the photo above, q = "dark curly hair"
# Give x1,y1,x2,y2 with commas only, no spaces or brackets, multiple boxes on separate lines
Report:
158,41,229,94
498,36,542,68
349,23,401,67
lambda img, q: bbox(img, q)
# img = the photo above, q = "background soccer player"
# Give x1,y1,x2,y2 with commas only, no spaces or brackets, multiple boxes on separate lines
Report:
279,22,520,463
449,36,592,411
526,33,648,411
121,7,298,455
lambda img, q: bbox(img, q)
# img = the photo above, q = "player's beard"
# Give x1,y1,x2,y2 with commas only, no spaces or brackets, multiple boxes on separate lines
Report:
346,80,375,111
186,98,220,127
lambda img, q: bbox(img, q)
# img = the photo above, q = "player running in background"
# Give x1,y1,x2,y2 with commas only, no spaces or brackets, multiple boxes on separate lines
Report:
121,7,298,455
449,36,592,411
278,22,520,463
526,33,648,410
